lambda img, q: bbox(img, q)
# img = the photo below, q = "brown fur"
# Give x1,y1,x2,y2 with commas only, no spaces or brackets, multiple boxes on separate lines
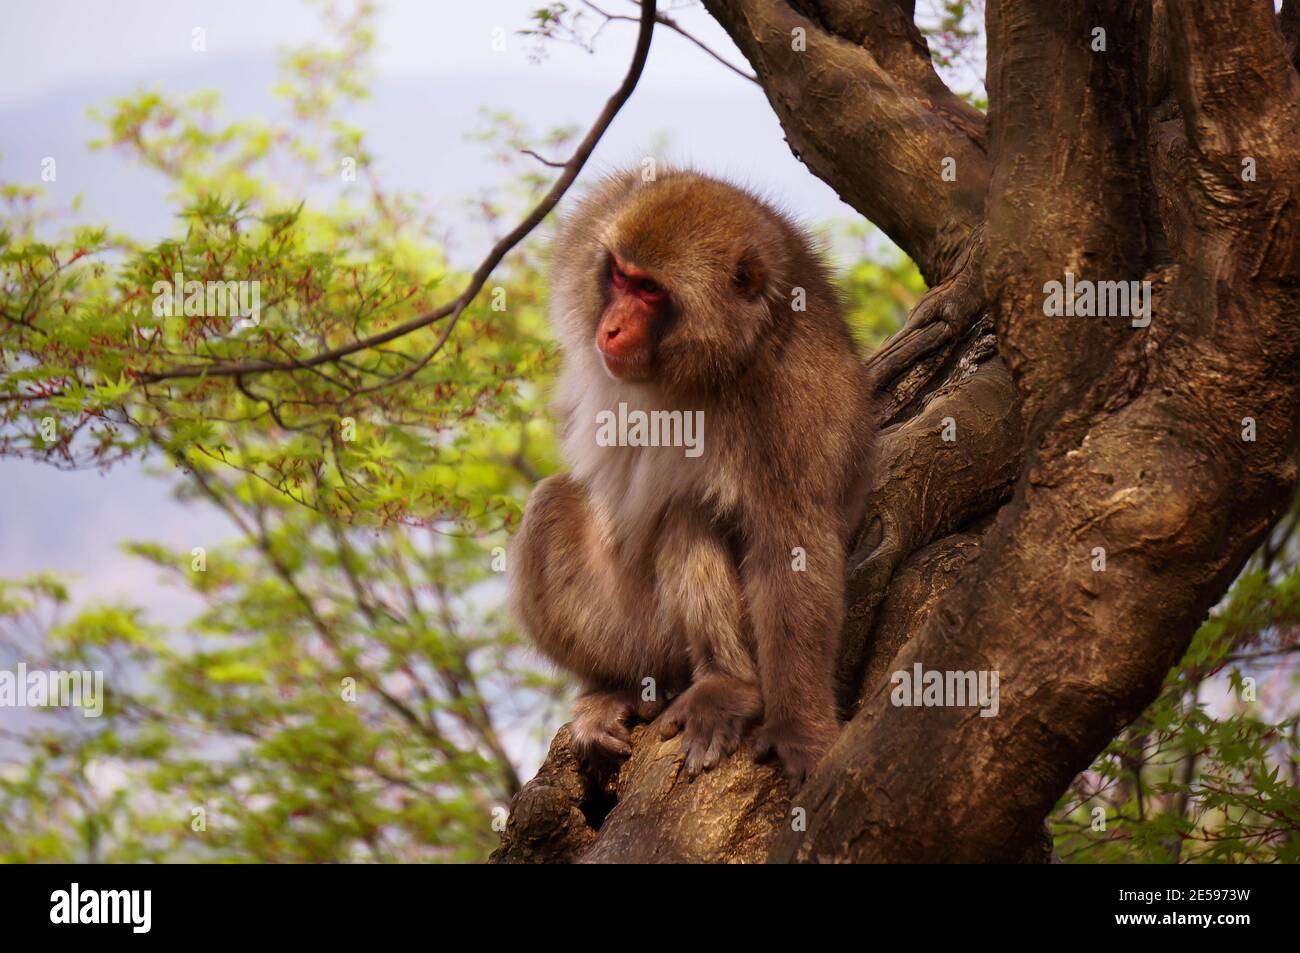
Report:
511,169,874,785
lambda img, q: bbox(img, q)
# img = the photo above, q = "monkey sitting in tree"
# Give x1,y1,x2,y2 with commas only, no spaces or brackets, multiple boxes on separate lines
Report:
510,169,874,786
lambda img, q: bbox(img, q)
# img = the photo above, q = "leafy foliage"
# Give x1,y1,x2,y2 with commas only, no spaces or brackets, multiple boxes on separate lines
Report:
0,3,560,862
1053,509,1300,863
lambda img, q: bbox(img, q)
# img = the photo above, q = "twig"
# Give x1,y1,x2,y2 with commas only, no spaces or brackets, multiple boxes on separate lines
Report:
583,0,758,85
520,149,567,169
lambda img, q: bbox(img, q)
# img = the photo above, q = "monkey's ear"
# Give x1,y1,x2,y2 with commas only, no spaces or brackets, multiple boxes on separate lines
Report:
731,248,767,301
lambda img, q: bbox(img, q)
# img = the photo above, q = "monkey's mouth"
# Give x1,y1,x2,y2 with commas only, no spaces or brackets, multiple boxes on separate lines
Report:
599,348,653,381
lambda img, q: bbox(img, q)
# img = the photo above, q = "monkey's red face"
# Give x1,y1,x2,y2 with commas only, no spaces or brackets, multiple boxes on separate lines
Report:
596,254,667,381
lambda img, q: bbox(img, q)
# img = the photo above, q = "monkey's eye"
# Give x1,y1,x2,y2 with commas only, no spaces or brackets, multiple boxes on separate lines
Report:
639,278,661,298
610,261,629,289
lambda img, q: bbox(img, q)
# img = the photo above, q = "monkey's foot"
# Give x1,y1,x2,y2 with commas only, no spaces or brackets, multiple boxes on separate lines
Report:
568,688,666,777
569,690,636,776
659,675,762,778
753,717,839,788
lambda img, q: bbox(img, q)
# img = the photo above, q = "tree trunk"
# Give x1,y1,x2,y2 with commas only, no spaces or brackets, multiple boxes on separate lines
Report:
493,0,1300,863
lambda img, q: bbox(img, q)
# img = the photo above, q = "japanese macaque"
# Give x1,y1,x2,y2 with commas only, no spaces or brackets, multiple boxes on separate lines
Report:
510,169,874,786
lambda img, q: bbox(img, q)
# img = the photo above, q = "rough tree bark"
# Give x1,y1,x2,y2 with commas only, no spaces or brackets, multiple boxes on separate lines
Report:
493,0,1300,863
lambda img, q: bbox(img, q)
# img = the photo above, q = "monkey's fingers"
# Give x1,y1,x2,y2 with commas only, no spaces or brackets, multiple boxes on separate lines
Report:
596,732,633,759
699,736,726,774
682,734,716,778
683,748,707,779
572,732,633,779
681,722,744,777
658,695,689,739
775,745,823,788
750,726,824,788
659,715,683,740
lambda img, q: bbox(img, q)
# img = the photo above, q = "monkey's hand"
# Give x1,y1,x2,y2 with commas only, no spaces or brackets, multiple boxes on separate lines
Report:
753,716,839,788
659,675,762,778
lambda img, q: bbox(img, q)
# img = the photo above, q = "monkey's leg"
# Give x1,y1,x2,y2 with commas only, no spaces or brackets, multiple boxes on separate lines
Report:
511,474,684,770
743,517,845,787
653,506,763,777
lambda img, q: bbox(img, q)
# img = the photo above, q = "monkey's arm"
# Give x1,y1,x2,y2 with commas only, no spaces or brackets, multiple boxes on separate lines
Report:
652,504,754,682
652,504,762,776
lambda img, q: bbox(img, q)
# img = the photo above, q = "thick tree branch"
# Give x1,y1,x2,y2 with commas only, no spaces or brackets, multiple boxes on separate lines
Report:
492,726,600,863
984,0,1153,432
1284,0,1300,70
776,275,1300,862
838,348,1021,703
703,0,990,283
773,7,1300,861
789,0,986,139
1167,0,1300,169
1159,0,1300,282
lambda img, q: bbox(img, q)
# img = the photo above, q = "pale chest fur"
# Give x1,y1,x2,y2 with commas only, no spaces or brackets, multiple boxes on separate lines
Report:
556,355,742,558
